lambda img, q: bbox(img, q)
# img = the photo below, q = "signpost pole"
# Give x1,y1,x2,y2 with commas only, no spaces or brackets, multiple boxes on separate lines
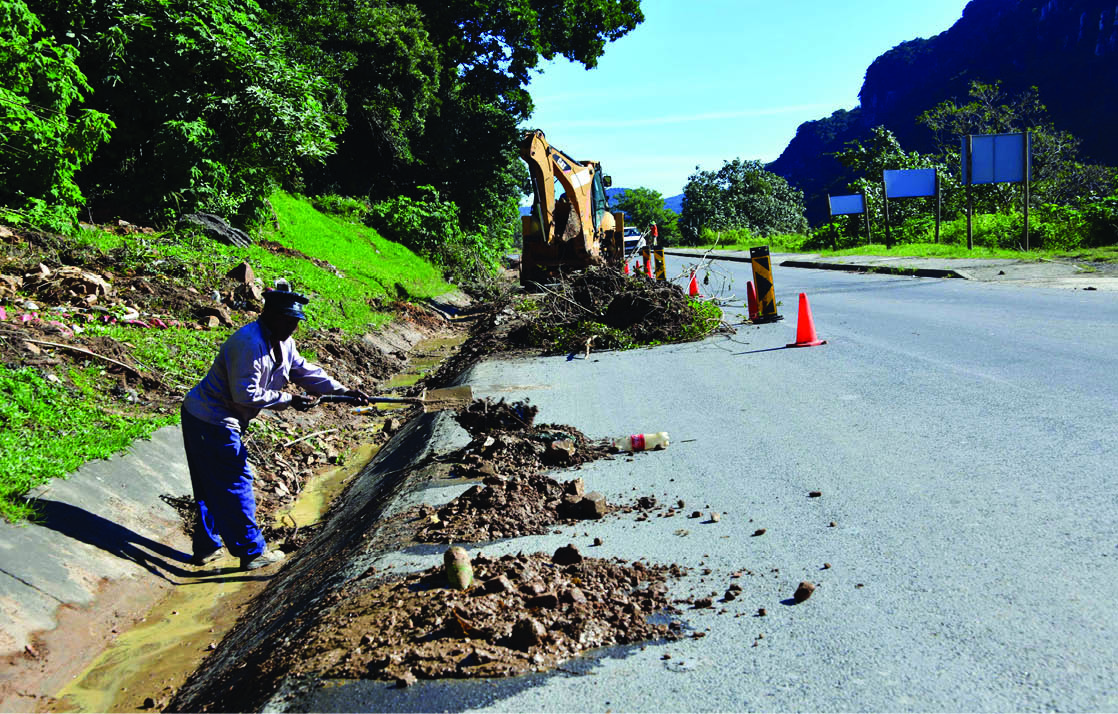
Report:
1023,131,1030,252
935,169,941,244
862,191,872,245
965,135,974,251
882,172,892,249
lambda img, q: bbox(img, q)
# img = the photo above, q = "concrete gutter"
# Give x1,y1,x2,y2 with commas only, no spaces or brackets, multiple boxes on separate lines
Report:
0,425,195,709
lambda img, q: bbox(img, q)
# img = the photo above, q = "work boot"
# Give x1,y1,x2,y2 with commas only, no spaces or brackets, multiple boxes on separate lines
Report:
190,548,224,566
240,550,286,571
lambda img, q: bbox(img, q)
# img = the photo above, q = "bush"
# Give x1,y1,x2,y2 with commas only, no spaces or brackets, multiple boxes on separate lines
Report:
367,186,513,296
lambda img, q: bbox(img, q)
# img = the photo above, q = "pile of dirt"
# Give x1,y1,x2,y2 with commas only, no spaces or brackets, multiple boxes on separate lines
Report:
409,399,616,543
281,547,687,684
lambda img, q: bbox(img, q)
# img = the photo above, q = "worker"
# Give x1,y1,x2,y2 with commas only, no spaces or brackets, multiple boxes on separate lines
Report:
180,286,370,570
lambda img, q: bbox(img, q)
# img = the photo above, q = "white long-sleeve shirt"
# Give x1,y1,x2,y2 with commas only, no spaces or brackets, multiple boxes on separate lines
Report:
183,320,345,432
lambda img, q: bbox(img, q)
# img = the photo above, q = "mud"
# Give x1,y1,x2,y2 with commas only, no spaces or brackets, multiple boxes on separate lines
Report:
275,549,687,684
402,399,616,543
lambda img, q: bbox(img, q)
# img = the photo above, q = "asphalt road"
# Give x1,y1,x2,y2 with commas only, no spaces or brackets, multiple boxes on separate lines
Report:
283,259,1118,712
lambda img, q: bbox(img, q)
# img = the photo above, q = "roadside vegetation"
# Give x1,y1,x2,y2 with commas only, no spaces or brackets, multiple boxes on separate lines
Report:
0,193,452,522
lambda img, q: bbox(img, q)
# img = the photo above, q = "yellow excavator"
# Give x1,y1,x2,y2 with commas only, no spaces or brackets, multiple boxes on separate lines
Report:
519,130,625,286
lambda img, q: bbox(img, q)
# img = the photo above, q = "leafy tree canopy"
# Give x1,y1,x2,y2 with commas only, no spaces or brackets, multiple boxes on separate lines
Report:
611,186,679,245
679,159,808,244
0,0,113,229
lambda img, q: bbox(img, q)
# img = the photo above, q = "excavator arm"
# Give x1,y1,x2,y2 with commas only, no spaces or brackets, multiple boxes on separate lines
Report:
519,130,621,286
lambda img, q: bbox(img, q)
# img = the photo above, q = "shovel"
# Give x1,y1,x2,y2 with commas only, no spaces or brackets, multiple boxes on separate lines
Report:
319,385,473,413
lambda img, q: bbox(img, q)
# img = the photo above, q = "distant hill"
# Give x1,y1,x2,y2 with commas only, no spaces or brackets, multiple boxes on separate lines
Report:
519,188,683,217
768,0,1118,225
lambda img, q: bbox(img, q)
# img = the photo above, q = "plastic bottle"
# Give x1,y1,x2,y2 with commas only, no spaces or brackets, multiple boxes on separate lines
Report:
612,432,670,452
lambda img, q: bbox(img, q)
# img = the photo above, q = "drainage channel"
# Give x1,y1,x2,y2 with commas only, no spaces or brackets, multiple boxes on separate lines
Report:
47,332,467,713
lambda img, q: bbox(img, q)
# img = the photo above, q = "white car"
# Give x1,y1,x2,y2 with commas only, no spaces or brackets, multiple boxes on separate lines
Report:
622,226,643,256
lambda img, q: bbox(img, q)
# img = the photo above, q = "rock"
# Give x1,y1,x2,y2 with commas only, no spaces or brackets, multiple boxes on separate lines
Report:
693,597,714,609
526,592,559,609
709,511,721,522
793,581,815,603
552,543,583,565
577,492,608,519
142,697,156,709
637,495,657,510
563,587,588,604
395,671,417,688
808,491,822,498
509,617,546,651
202,315,220,329
198,305,234,327
563,477,585,497
689,511,702,519
179,213,252,247
0,274,22,298
751,528,766,537
483,575,514,594
677,499,685,508
757,608,766,616
21,341,40,355
444,546,473,590
226,261,255,284
822,563,831,570
592,537,603,547
545,438,576,464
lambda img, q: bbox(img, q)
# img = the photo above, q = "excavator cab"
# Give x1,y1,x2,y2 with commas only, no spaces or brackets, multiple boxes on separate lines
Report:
519,130,623,286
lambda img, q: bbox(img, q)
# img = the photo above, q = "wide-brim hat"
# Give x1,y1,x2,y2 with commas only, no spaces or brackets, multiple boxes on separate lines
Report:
262,288,309,320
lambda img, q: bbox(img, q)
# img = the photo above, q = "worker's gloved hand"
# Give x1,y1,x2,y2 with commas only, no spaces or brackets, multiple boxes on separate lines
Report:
291,394,320,411
343,388,372,405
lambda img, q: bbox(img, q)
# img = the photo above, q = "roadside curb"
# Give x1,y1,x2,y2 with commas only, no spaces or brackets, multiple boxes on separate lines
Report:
778,259,967,279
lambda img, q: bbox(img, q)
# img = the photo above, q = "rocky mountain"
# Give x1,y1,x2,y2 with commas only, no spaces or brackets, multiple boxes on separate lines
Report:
770,0,1118,224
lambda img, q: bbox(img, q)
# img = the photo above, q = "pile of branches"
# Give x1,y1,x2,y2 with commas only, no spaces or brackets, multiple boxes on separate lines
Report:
511,267,729,354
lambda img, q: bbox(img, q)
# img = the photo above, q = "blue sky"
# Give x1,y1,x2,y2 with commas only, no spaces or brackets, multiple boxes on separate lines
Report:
523,0,973,198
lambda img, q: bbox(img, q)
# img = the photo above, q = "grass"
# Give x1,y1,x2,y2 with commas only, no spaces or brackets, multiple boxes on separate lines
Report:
0,191,456,521
0,365,175,522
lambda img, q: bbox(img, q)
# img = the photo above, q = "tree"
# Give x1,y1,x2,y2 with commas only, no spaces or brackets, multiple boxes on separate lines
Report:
0,0,112,229
611,187,678,245
27,0,342,225
919,81,1116,209
679,159,808,244
831,126,950,236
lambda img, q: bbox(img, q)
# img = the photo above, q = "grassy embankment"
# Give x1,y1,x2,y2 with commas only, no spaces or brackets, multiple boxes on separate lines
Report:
0,192,453,522
692,215,1118,264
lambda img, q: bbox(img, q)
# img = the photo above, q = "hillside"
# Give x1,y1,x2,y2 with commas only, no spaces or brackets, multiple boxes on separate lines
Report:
769,0,1118,224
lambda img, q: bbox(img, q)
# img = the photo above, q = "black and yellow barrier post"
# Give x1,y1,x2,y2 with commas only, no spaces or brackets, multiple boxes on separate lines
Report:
653,246,666,281
749,245,783,323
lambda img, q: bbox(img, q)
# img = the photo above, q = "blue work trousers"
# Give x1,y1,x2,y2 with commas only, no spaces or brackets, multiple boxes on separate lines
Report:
180,406,266,559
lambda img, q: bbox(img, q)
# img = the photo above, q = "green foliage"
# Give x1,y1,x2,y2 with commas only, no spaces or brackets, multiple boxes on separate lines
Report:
0,0,113,231
26,0,341,225
0,364,173,522
919,81,1117,212
610,187,680,245
366,186,514,295
679,159,808,244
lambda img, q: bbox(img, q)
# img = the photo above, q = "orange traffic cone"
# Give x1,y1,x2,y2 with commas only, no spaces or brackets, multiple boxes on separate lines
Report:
746,281,759,321
688,271,701,297
787,293,825,347
645,258,654,279
623,260,630,275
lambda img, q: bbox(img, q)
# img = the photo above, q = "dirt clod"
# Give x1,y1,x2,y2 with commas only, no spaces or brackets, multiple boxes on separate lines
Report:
793,581,816,603
751,528,766,537
808,491,822,498
551,544,583,566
